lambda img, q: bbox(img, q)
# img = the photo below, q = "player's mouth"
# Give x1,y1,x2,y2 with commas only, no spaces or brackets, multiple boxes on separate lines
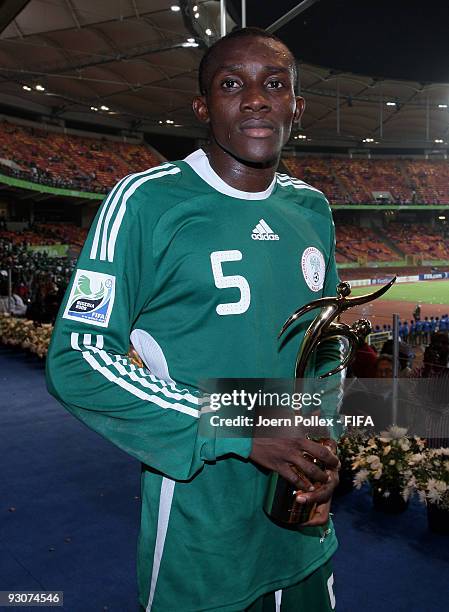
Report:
239,119,276,138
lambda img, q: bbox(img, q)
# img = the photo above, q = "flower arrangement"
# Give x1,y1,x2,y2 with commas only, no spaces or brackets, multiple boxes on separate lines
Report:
0,314,53,358
352,426,426,501
408,447,449,510
338,427,370,473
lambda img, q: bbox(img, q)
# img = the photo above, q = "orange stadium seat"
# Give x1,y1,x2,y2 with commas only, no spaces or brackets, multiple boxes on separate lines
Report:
0,120,162,193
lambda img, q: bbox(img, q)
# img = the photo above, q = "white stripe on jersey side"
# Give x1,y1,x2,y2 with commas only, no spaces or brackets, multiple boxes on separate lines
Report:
275,589,282,612
146,477,175,611
107,166,181,263
89,163,174,261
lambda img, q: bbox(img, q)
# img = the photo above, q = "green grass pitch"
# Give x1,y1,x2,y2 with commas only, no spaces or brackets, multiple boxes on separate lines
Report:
349,279,449,305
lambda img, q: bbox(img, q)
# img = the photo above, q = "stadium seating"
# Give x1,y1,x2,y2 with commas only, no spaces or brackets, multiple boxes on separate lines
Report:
0,120,162,193
336,225,397,262
0,223,87,247
283,156,449,204
382,223,449,259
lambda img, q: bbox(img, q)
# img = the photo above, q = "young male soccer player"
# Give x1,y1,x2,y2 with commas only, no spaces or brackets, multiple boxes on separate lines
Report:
47,28,341,611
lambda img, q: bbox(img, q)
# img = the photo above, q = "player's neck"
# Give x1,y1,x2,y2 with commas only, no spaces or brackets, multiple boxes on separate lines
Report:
205,144,278,193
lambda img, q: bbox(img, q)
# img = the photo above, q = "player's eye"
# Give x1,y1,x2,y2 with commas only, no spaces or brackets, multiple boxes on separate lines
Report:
221,79,240,90
266,79,284,89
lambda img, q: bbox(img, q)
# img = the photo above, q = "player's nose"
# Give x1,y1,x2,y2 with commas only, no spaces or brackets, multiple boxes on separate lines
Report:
240,84,271,113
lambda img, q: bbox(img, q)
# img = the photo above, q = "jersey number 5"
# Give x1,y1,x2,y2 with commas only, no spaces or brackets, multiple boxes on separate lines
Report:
210,250,251,316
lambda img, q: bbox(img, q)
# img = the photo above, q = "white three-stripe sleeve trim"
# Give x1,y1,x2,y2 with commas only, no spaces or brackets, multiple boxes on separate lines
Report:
86,346,199,405
70,332,80,351
107,166,181,262
90,174,130,260
99,163,174,261
89,163,173,261
277,176,324,195
70,333,200,414
146,477,175,611
82,352,200,417
89,346,198,403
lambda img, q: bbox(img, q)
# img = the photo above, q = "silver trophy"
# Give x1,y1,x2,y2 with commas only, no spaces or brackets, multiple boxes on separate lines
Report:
264,278,396,525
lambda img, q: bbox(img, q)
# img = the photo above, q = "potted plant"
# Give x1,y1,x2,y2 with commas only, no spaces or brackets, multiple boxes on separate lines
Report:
352,426,425,513
408,447,449,534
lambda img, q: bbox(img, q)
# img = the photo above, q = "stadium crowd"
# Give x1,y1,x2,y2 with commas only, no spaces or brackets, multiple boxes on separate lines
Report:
0,120,161,193
0,227,77,323
336,223,449,263
283,156,449,204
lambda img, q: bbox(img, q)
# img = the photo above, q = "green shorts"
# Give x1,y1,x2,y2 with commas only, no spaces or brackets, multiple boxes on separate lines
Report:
245,559,336,612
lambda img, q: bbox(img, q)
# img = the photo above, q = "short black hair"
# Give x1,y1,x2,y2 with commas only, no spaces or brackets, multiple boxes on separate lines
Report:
198,27,297,95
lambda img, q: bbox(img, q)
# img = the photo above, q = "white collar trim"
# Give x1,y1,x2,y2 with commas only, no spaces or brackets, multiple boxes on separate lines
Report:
183,149,276,200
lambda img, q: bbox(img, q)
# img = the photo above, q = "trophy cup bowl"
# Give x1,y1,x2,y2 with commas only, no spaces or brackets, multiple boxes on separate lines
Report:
263,278,396,526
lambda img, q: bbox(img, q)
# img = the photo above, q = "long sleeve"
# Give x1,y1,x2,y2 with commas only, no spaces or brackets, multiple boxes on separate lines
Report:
46,171,252,481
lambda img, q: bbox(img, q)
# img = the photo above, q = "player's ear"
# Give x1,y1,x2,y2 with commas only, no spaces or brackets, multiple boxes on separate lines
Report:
192,95,210,124
293,96,305,124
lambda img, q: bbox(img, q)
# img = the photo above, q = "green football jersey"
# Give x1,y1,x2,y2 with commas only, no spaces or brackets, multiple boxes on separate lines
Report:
47,149,342,612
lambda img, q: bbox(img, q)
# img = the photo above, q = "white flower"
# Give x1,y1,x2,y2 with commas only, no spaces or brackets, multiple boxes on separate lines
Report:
408,453,424,465
427,478,444,503
366,455,381,470
353,469,369,489
383,445,392,456
373,468,383,480
389,459,396,466
382,490,391,498
427,489,442,504
435,480,448,494
399,439,411,452
379,426,408,440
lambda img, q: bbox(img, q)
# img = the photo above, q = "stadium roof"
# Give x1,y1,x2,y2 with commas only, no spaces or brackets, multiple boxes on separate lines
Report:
1,0,449,150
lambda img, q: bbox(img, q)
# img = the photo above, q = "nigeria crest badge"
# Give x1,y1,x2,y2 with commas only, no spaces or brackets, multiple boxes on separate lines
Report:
301,246,325,292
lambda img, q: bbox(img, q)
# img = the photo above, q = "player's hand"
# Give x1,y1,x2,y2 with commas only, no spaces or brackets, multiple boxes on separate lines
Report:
295,466,339,527
249,437,339,490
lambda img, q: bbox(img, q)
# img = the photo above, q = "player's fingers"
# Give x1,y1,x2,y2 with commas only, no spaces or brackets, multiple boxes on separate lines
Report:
299,439,340,469
295,470,339,505
299,504,330,527
279,464,315,491
289,454,329,484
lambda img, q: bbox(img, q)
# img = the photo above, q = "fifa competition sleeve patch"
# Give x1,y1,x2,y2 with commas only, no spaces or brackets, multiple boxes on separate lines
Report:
301,246,325,292
63,269,116,327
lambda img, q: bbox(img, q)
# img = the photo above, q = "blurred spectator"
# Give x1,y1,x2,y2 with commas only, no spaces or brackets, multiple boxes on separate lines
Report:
380,339,413,376
0,280,27,316
349,342,378,378
375,354,394,378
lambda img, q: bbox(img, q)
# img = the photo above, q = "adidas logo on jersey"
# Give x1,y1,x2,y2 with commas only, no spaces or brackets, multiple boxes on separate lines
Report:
251,219,279,241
